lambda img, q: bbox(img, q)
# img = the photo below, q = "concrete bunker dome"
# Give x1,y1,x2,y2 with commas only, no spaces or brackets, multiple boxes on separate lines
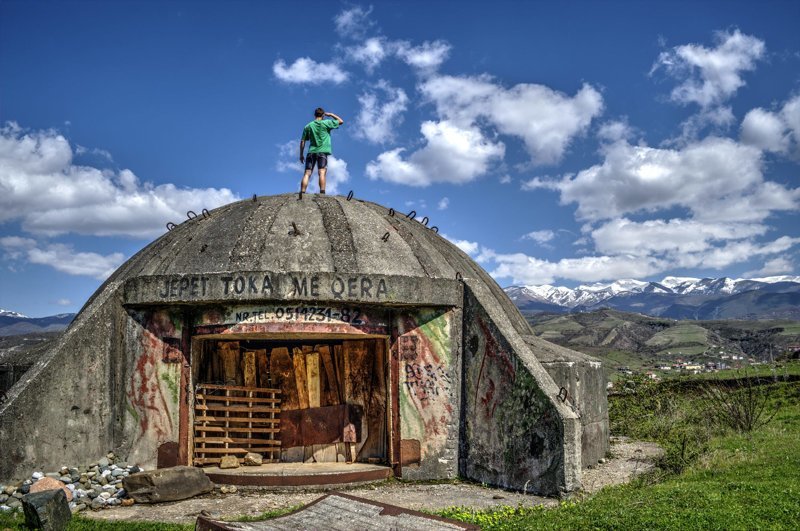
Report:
0,193,608,495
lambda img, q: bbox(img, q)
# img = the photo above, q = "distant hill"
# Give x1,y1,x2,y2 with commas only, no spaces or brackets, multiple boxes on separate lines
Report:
505,276,800,320
524,309,800,375
0,309,75,337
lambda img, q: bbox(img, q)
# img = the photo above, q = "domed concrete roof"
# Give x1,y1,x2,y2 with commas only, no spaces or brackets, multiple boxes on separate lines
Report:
103,193,530,333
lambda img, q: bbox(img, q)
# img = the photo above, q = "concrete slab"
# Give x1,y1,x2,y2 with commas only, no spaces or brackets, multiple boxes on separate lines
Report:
203,463,392,487
195,492,478,530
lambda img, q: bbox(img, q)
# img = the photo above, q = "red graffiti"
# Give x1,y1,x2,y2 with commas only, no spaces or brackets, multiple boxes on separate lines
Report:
127,311,176,442
473,317,516,419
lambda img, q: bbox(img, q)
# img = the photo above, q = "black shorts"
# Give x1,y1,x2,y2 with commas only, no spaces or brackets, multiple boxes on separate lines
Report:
305,153,328,171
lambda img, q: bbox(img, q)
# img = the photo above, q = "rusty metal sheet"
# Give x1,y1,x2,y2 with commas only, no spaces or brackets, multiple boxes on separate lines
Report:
400,439,421,466
280,404,363,447
157,441,179,468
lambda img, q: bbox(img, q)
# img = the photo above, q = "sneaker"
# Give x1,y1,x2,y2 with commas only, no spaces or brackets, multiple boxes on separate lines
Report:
298,191,304,200
320,190,326,194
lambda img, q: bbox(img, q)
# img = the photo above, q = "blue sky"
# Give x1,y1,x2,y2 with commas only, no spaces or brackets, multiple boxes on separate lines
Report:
1,0,799,317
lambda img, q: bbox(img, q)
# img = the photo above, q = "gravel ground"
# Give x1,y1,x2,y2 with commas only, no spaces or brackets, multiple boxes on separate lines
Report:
89,437,662,525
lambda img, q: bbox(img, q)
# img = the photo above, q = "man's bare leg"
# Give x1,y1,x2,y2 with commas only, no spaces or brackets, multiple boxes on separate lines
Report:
318,167,327,194
300,169,313,199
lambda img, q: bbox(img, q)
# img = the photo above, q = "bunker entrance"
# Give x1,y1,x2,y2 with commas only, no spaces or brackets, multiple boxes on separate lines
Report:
192,337,389,468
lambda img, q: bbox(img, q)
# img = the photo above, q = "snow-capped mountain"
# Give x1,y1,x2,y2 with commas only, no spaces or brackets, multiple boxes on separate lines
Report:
0,309,28,318
506,276,800,320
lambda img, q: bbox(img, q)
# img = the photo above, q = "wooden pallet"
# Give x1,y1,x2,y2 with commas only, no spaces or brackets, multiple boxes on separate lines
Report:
194,383,281,466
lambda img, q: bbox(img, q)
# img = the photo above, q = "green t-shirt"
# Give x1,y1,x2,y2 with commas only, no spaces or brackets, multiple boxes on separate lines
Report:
302,119,340,154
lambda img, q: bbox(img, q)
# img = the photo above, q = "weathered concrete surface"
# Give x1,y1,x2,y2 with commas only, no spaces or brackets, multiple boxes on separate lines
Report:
123,466,214,503
22,489,72,531
0,284,126,482
195,493,476,530
460,280,581,495
527,335,609,468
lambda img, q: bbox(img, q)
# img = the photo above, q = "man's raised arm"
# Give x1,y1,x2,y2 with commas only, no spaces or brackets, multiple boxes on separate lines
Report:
325,112,344,125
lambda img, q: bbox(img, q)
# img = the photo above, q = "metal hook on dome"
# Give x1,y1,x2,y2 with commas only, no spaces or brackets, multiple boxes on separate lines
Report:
289,222,301,236
406,210,416,219
202,208,211,219
558,387,569,403
347,191,354,201
381,232,390,242
166,222,177,231
388,208,395,217
421,216,429,226
455,272,463,281
200,244,208,253
187,210,197,220
430,226,439,233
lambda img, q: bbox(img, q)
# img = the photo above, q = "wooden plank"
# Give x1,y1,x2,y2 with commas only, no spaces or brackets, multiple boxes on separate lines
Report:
243,351,257,388
195,436,277,445
194,415,280,424
198,446,280,453
336,442,346,463
193,425,279,433
313,444,338,463
270,347,298,411
306,351,321,408
256,350,269,387
218,342,240,385
317,345,340,406
293,347,310,409
195,404,280,414
281,447,304,463
196,394,280,404
360,339,388,460
198,383,281,393
343,340,371,460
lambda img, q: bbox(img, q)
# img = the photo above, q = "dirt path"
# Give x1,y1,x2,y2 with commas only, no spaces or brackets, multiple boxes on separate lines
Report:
90,437,662,525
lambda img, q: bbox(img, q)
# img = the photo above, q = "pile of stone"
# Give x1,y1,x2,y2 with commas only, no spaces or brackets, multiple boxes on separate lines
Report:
0,452,141,514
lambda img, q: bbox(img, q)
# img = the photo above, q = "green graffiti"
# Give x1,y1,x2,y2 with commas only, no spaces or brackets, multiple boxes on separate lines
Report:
126,402,140,422
417,309,452,365
160,369,180,404
495,369,550,469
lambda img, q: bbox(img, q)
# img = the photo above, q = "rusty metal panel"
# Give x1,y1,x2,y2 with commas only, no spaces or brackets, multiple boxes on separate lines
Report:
157,441,179,468
280,404,363,447
400,439,421,466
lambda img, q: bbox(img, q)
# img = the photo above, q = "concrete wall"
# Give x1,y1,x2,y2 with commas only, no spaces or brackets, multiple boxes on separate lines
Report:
527,336,609,468
0,284,127,482
395,308,461,480
460,281,581,495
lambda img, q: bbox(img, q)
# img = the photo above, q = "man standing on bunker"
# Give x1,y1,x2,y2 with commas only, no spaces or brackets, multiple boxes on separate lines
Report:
299,107,344,199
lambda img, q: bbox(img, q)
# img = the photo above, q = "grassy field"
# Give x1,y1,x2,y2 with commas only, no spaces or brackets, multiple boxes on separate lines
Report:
440,364,800,529
645,323,709,348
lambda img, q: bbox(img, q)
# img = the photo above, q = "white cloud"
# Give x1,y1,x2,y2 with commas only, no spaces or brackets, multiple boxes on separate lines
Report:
740,94,800,156
365,120,504,186
0,237,125,279
490,252,667,285
0,123,238,238
54,298,72,306
652,29,766,108
591,218,767,256
353,81,409,143
744,256,795,277
522,230,555,245
441,234,479,255
499,174,512,184
538,137,799,223
272,57,348,84
437,197,449,210
597,120,635,143
347,37,389,71
334,6,374,38
421,75,603,164
395,40,451,72
323,155,350,194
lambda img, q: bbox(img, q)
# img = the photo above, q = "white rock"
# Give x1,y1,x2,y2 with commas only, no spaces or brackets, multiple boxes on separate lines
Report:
66,484,76,491
32,472,44,480
101,469,112,478
99,492,112,499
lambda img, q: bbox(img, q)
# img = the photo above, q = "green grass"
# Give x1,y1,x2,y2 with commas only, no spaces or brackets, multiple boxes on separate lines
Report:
645,323,708,348
0,513,193,530
440,368,800,530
